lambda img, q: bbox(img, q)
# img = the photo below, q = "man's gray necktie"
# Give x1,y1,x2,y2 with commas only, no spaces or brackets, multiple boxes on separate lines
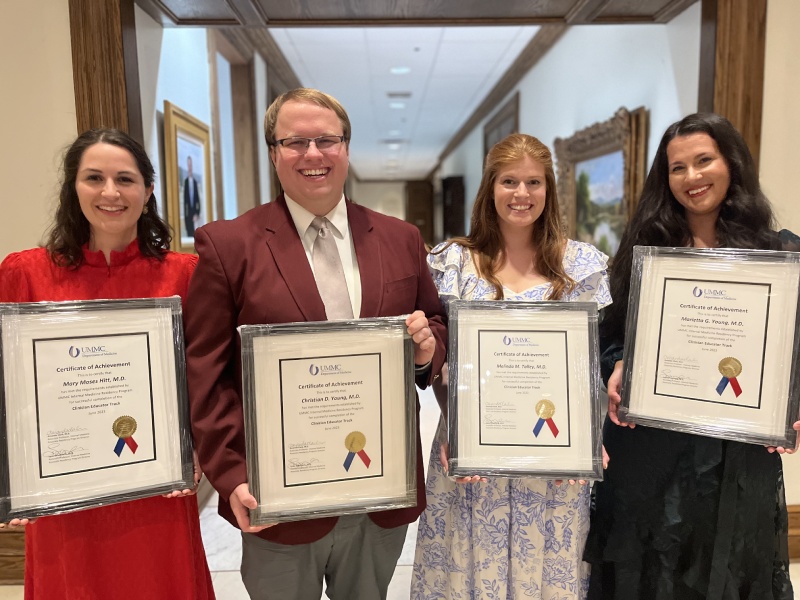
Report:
310,216,354,320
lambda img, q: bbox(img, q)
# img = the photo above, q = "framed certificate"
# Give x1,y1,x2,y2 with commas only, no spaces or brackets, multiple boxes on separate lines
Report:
448,301,603,480
0,298,194,521
240,317,417,524
621,246,800,447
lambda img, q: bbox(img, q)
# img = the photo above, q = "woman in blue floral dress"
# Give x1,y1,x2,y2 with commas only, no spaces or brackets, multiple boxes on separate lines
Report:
412,133,611,599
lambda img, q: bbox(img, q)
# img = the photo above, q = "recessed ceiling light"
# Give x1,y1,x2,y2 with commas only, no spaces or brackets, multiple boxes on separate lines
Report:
388,143,400,150
389,102,406,110
390,66,411,75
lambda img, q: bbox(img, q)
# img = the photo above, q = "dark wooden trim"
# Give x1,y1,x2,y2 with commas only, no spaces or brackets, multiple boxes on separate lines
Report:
70,0,138,135
565,0,612,24
789,504,800,560
120,0,144,143
231,63,260,213
699,0,767,166
219,28,302,90
434,24,567,176
712,0,766,168
653,0,699,23
697,0,717,113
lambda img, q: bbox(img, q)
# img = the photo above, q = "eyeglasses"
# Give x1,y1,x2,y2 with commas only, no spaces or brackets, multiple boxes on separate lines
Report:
271,135,347,154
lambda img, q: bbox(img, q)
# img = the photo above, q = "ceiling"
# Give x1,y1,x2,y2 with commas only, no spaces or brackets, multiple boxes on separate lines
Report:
136,0,698,181
270,26,539,180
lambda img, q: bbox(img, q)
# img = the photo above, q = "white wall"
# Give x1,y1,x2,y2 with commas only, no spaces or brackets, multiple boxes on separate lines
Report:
761,0,800,504
0,0,77,259
349,181,406,220
440,3,701,229
135,6,213,218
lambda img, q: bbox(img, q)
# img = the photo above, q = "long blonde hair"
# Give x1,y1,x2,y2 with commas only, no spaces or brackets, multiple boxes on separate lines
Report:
438,133,574,300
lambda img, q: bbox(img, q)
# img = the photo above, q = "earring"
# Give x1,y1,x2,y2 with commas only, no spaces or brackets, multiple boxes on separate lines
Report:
142,205,149,215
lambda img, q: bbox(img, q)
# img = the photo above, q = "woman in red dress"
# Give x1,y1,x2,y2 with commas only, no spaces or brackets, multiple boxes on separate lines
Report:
0,128,215,599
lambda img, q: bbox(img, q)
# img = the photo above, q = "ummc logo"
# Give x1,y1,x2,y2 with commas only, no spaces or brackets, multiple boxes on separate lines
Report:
68,345,107,358
309,364,342,376
503,336,532,346
693,287,726,298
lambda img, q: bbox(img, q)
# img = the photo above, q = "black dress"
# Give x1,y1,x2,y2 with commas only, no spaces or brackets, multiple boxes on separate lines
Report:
584,229,800,600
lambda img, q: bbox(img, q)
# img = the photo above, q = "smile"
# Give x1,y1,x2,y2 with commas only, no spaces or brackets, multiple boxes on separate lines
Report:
300,168,330,177
687,185,710,197
509,203,532,211
97,205,126,213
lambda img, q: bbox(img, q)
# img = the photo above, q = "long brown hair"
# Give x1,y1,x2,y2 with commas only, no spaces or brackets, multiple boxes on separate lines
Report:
46,128,171,268
437,133,574,300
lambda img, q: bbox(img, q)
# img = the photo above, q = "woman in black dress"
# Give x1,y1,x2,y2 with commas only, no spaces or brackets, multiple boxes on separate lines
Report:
584,113,798,599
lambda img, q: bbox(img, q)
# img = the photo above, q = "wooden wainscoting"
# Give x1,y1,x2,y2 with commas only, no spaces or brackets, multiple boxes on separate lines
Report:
0,528,25,584
789,505,800,560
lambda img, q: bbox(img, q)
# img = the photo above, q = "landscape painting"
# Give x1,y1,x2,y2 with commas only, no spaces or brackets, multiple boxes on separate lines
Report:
574,150,624,256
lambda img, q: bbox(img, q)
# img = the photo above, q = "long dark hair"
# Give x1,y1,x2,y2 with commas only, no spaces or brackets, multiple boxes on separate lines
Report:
436,133,574,300
602,113,779,343
46,128,171,268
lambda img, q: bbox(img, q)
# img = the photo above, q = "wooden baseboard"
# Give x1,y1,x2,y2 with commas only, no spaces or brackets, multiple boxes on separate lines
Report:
789,504,800,560
0,528,25,585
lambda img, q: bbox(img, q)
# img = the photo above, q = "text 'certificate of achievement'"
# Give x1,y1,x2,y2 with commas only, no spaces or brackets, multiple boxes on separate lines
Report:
240,318,416,524
448,301,603,480
0,298,194,521
622,246,800,446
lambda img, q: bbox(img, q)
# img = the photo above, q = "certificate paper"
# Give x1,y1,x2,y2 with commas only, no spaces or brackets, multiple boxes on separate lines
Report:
240,318,416,524
623,247,800,446
448,301,603,480
34,333,156,478
0,298,194,520
279,353,383,486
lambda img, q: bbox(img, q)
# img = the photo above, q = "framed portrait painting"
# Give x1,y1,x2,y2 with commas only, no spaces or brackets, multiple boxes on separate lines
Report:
554,107,648,259
163,101,214,253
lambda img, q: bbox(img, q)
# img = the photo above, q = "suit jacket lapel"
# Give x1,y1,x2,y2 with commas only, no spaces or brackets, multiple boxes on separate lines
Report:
349,202,383,318
264,196,328,322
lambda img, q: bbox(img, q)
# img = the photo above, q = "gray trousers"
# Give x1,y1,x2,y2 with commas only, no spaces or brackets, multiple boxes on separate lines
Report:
240,514,408,600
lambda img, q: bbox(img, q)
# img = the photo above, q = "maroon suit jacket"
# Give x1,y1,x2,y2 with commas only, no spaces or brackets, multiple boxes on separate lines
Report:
184,195,447,544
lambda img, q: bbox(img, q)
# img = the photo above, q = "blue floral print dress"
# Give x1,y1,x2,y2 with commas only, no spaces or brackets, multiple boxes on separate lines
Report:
412,240,611,600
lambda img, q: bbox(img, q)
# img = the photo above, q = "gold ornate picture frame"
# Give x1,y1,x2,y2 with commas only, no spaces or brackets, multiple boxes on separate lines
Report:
554,107,648,258
163,101,214,253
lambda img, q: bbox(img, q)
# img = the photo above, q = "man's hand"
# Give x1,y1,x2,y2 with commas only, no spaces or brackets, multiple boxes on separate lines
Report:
406,310,435,367
607,360,634,428
229,483,277,533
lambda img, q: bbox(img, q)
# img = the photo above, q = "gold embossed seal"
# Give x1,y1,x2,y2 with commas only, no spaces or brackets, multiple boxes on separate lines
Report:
535,399,556,420
112,415,137,438
718,357,742,379
344,431,367,453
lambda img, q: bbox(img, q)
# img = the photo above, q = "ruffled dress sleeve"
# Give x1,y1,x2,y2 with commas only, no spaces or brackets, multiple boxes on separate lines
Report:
426,241,476,303
562,240,612,309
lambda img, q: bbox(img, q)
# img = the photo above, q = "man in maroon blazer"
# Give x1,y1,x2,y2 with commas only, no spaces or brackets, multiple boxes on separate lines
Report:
184,88,447,600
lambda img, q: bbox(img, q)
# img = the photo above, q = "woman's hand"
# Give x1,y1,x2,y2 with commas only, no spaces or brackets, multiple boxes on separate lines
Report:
0,517,35,529
439,441,486,484
766,420,800,454
163,450,203,498
607,360,634,428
